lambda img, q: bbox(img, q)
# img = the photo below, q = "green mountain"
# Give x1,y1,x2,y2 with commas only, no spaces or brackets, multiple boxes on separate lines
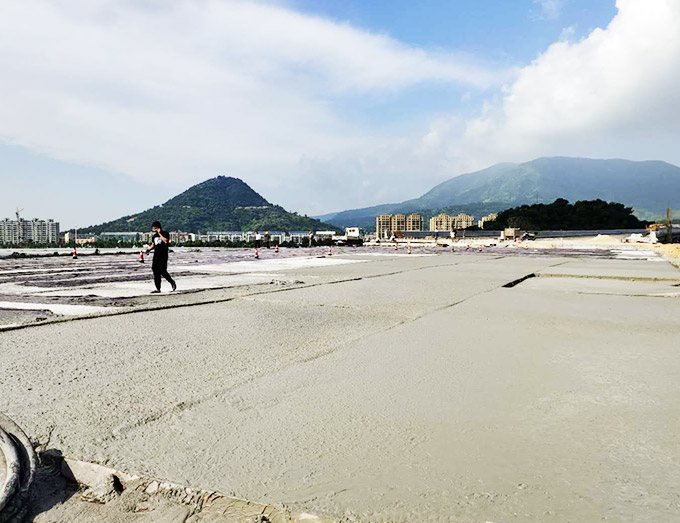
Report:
83,176,335,233
322,157,680,229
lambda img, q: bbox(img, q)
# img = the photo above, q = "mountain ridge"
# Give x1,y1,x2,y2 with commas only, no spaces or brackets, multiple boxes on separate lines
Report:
82,176,335,233
321,157,680,228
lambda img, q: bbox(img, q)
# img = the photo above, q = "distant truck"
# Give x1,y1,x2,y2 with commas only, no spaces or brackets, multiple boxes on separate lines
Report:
333,227,364,246
503,228,521,240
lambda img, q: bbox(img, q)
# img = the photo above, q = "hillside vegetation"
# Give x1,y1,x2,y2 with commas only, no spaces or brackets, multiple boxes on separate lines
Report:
484,199,649,230
83,176,334,233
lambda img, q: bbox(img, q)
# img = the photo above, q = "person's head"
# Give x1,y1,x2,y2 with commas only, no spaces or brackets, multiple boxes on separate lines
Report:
152,221,162,232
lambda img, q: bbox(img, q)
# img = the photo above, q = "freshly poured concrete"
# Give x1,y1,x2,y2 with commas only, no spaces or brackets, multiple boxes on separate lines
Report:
2,251,680,522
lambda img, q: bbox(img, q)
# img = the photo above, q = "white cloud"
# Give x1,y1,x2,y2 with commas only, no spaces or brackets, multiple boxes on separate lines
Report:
0,0,502,215
460,0,680,170
3,0,678,218
531,0,566,21
558,25,576,42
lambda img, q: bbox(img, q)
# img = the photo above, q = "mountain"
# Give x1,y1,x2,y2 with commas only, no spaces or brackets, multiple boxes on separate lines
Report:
323,157,680,229
83,176,335,233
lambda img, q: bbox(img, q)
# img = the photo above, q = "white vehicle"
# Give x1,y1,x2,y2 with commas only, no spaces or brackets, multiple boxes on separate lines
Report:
332,227,364,246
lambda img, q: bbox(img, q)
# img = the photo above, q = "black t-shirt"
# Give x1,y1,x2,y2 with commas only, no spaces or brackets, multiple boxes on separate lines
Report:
152,231,169,259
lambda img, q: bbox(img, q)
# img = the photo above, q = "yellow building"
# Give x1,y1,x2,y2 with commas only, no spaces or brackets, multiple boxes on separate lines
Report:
477,213,498,229
390,214,406,233
406,213,423,231
376,214,392,239
429,213,475,231
452,213,474,229
429,213,451,232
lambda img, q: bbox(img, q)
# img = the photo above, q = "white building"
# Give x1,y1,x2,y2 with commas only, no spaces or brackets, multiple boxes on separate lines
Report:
0,218,60,245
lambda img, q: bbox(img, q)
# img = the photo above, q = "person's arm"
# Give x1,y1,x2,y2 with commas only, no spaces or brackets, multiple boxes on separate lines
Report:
158,231,169,243
146,233,158,253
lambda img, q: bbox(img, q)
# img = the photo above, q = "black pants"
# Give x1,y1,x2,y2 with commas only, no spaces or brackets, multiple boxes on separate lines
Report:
152,260,175,290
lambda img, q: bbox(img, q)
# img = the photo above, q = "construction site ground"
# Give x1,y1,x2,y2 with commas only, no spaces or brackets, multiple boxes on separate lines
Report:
2,240,680,522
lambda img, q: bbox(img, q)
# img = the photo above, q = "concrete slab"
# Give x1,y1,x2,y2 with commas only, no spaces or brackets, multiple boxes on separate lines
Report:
520,275,680,297
2,253,679,522
175,256,366,274
536,257,680,281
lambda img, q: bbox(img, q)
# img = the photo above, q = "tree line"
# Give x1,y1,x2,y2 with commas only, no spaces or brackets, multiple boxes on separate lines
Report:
485,199,649,230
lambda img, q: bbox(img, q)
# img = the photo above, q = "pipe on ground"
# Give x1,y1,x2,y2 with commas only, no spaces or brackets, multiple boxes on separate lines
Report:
0,413,36,523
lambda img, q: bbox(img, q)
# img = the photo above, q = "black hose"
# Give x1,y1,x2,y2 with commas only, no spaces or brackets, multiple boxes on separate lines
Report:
0,413,36,523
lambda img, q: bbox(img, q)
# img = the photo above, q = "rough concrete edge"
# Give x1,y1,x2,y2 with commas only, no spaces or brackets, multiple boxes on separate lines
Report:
652,244,680,270
51,454,335,523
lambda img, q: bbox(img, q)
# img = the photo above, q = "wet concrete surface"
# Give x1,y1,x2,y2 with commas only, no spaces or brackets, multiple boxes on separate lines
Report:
2,245,680,521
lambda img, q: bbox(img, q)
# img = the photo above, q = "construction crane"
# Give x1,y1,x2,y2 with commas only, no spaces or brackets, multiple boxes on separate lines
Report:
15,208,24,243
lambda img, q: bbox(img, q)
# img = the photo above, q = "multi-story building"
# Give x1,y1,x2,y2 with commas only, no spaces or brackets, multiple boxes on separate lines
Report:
477,213,498,229
429,213,451,232
0,219,20,244
452,213,474,229
0,218,60,244
375,213,424,237
406,213,423,231
429,213,475,232
389,214,406,234
205,231,244,242
169,231,195,243
75,236,97,245
376,214,392,239
98,232,140,243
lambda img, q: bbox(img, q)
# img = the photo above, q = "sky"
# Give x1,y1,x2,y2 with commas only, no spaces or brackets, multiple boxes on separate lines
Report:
1,0,679,228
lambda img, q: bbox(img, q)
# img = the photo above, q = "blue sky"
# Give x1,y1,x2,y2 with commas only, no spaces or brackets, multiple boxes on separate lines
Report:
292,0,615,60
1,0,678,228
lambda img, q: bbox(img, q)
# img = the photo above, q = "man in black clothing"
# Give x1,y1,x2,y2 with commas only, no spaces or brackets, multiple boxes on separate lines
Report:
146,221,176,293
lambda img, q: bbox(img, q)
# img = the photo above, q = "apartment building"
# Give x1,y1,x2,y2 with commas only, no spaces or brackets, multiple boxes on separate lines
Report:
477,213,498,229
0,218,60,244
169,231,196,243
406,213,423,231
389,214,406,233
428,213,451,232
452,213,474,229
376,213,424,238
429,213,475,231
376,214,392,239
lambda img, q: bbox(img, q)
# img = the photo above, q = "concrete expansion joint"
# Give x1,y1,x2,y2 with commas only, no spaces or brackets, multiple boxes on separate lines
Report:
502,273,537,288
537,273,680,283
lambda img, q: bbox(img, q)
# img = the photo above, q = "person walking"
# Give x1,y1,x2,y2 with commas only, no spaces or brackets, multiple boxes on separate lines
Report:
146,221,176,293
264,231,271,249
254,230,262,249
